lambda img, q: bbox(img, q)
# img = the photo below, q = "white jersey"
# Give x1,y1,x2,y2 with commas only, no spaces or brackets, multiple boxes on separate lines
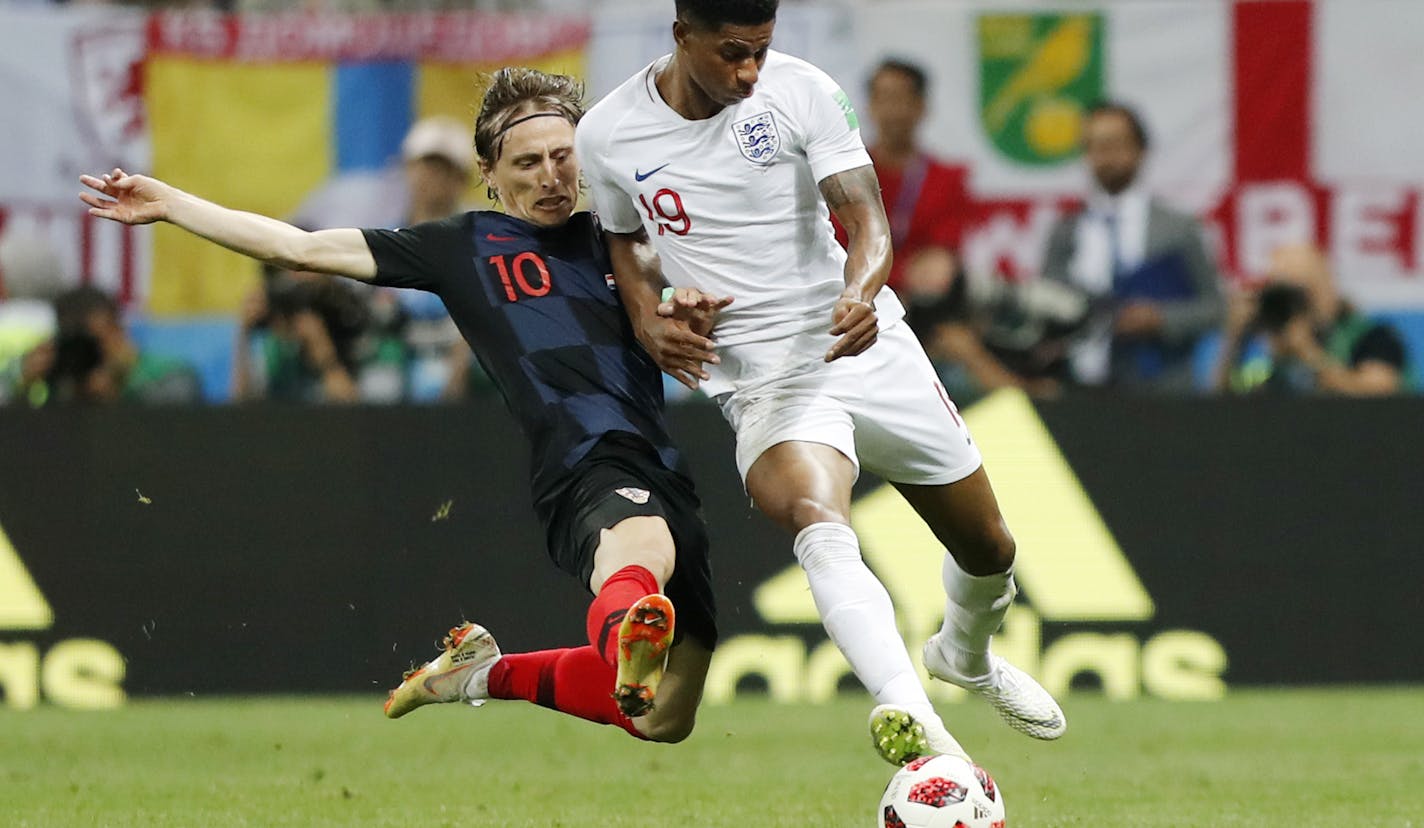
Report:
577,50,905,395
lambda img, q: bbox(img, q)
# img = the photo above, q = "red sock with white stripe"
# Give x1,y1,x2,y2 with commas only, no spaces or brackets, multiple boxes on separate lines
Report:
485,646,646,739
585,564,661,669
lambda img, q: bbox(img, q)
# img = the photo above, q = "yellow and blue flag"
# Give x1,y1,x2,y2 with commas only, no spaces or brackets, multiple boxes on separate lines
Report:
144,12,589,315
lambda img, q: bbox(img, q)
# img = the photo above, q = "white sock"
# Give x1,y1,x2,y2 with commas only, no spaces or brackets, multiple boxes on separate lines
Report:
937,556,1016,678
795,522,933,710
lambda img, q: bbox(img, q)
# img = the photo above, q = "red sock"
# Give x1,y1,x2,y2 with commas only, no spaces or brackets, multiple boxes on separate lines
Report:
586,564,660,669
486,647,646,740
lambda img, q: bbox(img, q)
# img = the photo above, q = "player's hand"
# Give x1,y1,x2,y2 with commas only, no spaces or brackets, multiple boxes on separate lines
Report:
638,315,719,391
79,168,171,225
657,287,734,338
826,291,878,361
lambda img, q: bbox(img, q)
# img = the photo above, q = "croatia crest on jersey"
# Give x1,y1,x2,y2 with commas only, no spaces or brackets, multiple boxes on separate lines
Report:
731,111,781,165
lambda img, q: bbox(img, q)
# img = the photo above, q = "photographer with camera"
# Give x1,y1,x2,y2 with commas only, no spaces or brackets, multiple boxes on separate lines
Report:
231,266,364,403
1215,243,1413,396
30,285,201,406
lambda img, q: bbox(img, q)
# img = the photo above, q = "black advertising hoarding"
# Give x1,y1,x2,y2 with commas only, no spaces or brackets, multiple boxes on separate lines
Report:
1,393,1421,710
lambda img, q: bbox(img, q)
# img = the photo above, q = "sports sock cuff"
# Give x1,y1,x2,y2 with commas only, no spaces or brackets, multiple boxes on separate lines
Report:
605,564,660,594
943,557,1016,609
792,521,860,568
587,564,661,667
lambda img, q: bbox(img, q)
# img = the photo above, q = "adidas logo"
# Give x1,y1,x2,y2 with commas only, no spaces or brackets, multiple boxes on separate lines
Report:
0,519,125,710
703,390,1227,705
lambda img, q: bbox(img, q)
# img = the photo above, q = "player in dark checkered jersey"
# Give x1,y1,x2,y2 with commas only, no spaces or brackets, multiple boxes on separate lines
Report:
79,67,729,743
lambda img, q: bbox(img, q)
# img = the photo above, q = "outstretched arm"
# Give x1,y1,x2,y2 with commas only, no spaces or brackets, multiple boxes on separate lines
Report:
819,164,890,361
80,168,377,281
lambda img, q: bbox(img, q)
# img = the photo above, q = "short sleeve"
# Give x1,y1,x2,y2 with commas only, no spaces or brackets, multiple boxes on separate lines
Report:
1351,323,1407,370
575,123,644,234
792,62,873,184
360,214,468,293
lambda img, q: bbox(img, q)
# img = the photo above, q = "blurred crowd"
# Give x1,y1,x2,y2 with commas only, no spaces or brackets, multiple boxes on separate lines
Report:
0,0,599,10
0,57,1415,408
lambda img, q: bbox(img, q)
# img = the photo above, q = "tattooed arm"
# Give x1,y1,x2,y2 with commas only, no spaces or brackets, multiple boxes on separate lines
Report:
819,164,891,360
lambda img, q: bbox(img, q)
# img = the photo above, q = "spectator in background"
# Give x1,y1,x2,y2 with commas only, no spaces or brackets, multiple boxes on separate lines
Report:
395,116,493,402
400,116,477,225
352,117,483,402
1041,101,1222,392
850,58,1056,401
851,58,971,299
232,265,365,404
296,115,482,402
1216,243,1414,396
0,233,63,406
40,285,200,405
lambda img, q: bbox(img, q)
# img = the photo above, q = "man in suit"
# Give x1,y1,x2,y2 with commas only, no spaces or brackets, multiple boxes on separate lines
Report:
1040,101,1222,392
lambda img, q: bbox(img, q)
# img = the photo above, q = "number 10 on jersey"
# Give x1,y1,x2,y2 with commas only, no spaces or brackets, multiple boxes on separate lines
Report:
638,189,691,236
489,252,552,302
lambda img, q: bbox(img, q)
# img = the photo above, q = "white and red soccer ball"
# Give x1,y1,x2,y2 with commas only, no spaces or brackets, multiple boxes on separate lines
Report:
878,755,1005,828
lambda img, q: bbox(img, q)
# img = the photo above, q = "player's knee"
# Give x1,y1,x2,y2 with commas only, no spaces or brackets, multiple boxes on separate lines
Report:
631,542,677,586
781,496,848,533
963,521,1016,574
593,516,677,587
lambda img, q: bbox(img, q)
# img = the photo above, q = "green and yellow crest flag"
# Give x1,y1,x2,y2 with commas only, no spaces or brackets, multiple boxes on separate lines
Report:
978,13,1104,166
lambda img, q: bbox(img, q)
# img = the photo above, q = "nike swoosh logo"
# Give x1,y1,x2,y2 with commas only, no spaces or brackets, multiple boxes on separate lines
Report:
634,163,669,182
485,233,517,242
421,661,477,695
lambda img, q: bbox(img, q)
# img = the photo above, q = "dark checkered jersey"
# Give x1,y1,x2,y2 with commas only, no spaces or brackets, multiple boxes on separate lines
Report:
362,211,683,500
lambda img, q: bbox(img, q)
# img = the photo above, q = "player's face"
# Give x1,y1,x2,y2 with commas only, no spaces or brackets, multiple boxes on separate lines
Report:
1082,111,1144,195
868,69,925,148
676,20,775,107
483,116,579,228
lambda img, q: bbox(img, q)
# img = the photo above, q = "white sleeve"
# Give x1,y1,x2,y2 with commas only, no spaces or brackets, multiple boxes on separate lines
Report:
794,63,873,184
575,121,643,234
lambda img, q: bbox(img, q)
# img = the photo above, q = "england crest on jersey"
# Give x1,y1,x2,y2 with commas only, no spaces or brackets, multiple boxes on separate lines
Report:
732,111,781,165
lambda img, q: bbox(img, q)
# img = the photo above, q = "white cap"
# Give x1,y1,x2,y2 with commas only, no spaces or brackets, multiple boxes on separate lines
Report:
400,116,475,172
0,231,65,302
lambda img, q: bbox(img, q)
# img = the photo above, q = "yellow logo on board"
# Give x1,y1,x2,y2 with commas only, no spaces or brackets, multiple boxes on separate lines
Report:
706,390,1226,704
0,522,54,630
0,520,126,710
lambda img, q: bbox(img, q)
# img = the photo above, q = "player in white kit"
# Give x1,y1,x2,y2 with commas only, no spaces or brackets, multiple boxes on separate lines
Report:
577,0,1066,765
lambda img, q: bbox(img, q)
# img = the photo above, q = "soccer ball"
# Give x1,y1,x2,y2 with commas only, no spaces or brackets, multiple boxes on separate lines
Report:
877,755,1006,828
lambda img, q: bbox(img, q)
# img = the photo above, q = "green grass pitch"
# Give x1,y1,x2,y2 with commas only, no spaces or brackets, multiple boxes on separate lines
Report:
3,688,1422,826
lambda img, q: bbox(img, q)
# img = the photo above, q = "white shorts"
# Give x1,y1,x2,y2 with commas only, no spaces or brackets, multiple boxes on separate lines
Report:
715,321,983,485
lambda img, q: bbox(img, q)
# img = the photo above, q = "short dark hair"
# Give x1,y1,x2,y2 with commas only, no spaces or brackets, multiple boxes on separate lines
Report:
1085,100,1149,150
870,58,929,98
473,67,585,167
675,0,778,30
53,285,118,336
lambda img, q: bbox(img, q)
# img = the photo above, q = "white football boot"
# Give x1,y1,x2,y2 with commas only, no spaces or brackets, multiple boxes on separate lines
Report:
923,633,1067,740
869,704,971,766
384,622,501,719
